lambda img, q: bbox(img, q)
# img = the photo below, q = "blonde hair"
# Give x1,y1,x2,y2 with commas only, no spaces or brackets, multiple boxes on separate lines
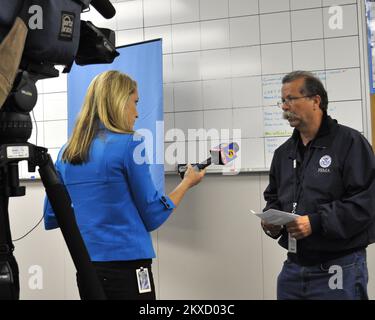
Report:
62,70,137,164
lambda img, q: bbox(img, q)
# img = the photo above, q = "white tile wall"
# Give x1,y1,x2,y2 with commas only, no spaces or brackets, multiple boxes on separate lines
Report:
173,52,201,82
203,109,233,131
33,94,44,122
35,0,366,178
163,83,174,112
229,0,259,17
174,81,202,112
43,93,68,121
259,0,290,14
117,28,144,46
233,107,263,138
236,138,265,169
229,16,260,47
328,100,363,132
290,0,322,10
201,19,230,50
175,111,204,139
144,0,171,27
35,80,44,94
325,36,359,69
172,22,201,52
291,9,324,41
202,79,232,110
261,43,293,74
163,54,174,83
201,49,231,79
323,0,357,6
231,46,261,77
116,0,143,29
44,120,68,149
43,74,67,94
232,76,263,108
200,0,228,20
292,40,325,71
260,12,291,44
171,0,200,24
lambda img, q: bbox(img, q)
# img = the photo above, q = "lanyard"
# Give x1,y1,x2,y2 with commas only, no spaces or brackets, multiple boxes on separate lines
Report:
292,142,314,214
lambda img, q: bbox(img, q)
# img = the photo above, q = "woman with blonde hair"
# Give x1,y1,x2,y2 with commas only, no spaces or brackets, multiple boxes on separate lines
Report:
44,70,205,300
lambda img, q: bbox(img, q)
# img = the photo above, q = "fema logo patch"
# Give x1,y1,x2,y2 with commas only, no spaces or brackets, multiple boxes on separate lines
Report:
319,155,332,168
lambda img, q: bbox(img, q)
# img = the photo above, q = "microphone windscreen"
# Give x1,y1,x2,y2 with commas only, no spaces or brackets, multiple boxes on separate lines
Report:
220,142,239,164
90,0,116,19
210,142,239,165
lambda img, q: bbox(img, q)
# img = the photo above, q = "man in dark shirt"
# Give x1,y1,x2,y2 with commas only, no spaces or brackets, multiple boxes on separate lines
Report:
262,70,375,299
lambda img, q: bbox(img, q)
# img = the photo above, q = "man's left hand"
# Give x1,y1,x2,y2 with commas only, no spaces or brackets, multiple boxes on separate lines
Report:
286,216,312,240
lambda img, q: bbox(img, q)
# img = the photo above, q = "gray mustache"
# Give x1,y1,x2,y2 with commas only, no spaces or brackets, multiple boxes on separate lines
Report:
283,111,298,120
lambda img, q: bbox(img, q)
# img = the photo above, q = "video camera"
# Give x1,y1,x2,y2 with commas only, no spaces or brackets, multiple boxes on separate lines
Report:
0,0,120,300
0,0,119,142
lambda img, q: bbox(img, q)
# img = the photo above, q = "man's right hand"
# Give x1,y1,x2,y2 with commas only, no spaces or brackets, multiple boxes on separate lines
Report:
261,220,283,237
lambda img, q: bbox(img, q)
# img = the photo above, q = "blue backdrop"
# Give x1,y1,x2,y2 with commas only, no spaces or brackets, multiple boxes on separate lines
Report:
67,39,164,193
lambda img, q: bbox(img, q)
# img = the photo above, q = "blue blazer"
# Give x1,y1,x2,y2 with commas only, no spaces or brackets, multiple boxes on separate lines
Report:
44,129,175,261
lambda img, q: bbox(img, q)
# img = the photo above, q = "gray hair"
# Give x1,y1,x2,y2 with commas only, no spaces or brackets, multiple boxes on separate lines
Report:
282,71,328,112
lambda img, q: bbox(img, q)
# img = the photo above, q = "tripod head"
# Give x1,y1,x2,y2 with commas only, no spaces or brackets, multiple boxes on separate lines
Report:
0,0,120,299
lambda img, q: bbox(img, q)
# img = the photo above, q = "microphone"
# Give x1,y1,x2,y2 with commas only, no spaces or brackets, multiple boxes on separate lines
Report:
177,142,239,179
90,0,116,19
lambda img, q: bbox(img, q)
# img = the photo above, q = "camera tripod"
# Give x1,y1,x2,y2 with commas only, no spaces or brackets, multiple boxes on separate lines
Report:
0,143,106,299
0,70,105,300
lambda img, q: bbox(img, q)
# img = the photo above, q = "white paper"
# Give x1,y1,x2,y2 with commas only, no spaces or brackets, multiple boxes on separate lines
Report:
252,209,297,225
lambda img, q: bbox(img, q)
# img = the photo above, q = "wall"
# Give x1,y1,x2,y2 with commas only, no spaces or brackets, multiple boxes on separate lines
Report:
27,0,372,178
9,177,375,300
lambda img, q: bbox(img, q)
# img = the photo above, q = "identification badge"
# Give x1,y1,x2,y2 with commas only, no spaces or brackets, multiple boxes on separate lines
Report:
288,233,297,253
136,267,152,294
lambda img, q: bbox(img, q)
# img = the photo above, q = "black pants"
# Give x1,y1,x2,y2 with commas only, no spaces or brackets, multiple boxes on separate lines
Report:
77,259,156,300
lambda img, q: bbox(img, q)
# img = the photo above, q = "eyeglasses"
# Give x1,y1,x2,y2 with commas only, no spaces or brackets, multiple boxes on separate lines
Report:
277,95,314,108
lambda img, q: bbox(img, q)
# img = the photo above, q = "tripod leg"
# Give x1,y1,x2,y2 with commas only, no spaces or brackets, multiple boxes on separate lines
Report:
0,191,19,300
37,151,106,300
